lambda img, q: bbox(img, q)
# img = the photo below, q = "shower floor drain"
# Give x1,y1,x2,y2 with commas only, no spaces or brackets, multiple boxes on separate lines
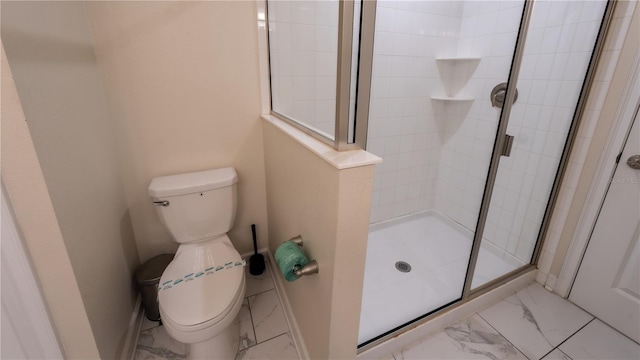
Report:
395,261,412,273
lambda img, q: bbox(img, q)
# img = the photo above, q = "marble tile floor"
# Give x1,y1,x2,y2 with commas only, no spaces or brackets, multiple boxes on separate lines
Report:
134,262,299,360
390,282,640,360
133,255,639,360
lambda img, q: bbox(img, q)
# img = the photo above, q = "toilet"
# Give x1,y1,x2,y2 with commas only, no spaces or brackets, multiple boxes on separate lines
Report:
148,167,245,359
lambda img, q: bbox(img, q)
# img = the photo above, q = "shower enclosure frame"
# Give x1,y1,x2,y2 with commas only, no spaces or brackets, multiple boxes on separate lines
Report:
466,0,617,300
265,0,376,151
462,0,536,299
357,0,616,351
263,0,617,352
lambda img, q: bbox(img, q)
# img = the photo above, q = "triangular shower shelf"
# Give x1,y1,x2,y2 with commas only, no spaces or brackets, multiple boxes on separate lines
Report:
430,95,475,102
435,57,482,97
435,56,482,62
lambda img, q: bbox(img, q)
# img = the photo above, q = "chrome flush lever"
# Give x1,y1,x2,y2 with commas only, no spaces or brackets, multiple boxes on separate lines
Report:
153,200,170,207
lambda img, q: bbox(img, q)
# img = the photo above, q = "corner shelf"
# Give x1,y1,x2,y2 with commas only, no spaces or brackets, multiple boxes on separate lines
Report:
435,56,482,63
432,56,481,103
430,95,475,102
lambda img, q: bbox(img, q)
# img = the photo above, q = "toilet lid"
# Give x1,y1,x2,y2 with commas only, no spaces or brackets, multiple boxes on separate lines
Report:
158,239,244,327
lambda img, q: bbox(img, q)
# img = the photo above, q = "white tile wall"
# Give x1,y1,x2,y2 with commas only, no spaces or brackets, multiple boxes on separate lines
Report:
268,0,339,137
368,0,609,268
478,0,607,265
433,0,524,237
368,0,463,223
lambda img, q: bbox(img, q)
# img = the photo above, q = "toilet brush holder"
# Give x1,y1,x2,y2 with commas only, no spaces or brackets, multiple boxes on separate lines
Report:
249,224,265,275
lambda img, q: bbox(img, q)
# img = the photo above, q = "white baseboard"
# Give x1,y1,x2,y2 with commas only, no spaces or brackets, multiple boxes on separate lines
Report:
544,274,558,293
536,269,548,286
120,295,144,360
357,270,536,359
266,251,310,360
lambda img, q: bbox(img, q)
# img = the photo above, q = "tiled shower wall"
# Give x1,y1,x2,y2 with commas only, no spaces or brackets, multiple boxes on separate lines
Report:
433,1,524,234
367,1,463,222
367,0,607,266
368,0,523,225
468,1,607,265
267,1,339,136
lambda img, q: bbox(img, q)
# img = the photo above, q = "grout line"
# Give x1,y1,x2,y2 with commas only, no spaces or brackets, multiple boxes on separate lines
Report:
245,286,276,299
245,297,258,350
245,273,291,348
242,332,291,351
540,347,574,360
538,347,556,360
557,348,574,360
476,312,533,360
569,303,640,345
551,317,595,354
258,332,290,346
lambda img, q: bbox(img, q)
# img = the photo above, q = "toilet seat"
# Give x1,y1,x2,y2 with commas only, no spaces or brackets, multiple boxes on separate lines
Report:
158,236,244,332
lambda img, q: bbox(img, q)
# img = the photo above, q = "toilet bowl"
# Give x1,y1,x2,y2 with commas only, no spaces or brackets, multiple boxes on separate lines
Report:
148,167,245,359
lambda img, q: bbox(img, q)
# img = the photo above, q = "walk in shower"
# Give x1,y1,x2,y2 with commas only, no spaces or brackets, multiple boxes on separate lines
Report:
264,0,613,350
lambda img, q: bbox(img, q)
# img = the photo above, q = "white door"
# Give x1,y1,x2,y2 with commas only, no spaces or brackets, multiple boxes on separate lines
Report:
1,184,64,359
570,110,640,343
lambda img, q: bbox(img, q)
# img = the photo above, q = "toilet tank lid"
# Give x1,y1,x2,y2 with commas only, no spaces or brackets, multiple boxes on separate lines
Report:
148,167,237,197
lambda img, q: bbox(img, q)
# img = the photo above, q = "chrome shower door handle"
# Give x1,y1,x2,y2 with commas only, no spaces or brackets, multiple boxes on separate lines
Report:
490,82,519,108
501,134,515,157
627,155,640,170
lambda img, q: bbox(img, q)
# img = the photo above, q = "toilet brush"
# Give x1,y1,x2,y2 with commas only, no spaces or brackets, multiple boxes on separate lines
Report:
249,224,265,275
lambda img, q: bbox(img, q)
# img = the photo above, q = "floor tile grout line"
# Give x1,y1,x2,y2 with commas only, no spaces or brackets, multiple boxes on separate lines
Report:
550,347,573,360
245,296,258,349
476,312,534,360
570,302,640,346
549,317,596,356
241,331,291,351
245,283,290,349
537,348,556,360
245,285,276,299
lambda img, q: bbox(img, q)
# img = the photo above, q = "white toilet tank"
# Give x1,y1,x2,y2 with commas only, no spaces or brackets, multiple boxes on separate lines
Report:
148,167,238,244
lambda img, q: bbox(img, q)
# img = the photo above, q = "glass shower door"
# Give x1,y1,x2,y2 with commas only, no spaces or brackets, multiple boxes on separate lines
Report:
359,0,526,346
470,0,609,289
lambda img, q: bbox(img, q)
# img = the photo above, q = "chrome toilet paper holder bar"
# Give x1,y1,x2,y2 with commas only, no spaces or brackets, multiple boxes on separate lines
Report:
286,235,319,277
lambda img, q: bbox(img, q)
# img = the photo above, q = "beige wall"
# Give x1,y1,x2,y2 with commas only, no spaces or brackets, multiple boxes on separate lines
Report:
263,120,375,359
1,2,140,358
1,44,101,359
85,1,268,261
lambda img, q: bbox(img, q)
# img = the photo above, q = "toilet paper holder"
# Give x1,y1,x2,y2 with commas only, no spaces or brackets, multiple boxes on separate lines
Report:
286,235,319,277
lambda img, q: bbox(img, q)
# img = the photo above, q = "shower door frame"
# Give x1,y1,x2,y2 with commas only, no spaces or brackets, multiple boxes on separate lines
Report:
461,0,535,298
465,0,617,298
264,0,376,151
355,0,618,351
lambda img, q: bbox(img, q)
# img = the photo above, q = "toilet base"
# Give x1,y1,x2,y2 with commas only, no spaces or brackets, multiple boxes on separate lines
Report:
187,315,239,360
